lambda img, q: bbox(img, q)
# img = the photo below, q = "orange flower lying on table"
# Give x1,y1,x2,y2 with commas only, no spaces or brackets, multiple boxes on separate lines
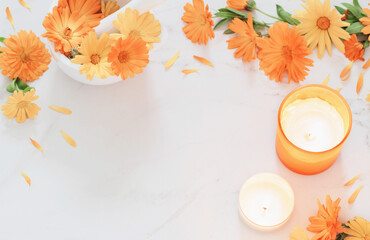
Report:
344,34,365,62
101,0,120,18
226,0,249,10
256,22,313,83
227,13,259,62
58,0,102,28
108,36,149,80
1,90,41,123
182,0,214,45
307,195,343,240
343,217,370,239
42,6,91,55
293,0,350,58
0,30,51,82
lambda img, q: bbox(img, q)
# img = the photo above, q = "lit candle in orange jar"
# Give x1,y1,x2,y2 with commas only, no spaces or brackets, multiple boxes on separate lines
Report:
276,85,352,175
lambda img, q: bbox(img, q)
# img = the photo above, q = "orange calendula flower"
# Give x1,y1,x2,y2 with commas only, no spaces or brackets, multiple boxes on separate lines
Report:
293,0,350,58
182,0,215,45
0,30,51,82
227,14,258,62
290,227,310,240
42,6,91,54
344,34,365,62
72,32,114,80
1,90,41,123
101,0,120,18
360,14,370,41
226,0,248,10
307,195,343,240
108,36,149,80
256,22,313,83
343,217,370,240
58,0,102,28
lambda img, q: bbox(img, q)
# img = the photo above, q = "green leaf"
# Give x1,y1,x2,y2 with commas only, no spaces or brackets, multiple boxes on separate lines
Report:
0,37,5,43
363,39,369,49
335,6,346,14
353,0,361,9
214,18,230,30
225,8,248,18
253,22,265,29
346,21,364,34
246,0,256,11
276,4,300,25
224,28,234,34
15,78,29,90
345,19,358,23
342,3,362,19
22,86,35,93
214,12,237,19
6,79,17,93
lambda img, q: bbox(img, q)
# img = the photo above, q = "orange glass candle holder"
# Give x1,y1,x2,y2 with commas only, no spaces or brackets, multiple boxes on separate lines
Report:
276,85,352,175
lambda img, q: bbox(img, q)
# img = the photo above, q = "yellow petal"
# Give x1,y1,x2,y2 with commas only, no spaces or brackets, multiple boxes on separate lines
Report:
356,71,364,94
165,51,180,69
321,74,329,86
182,69,199,74
61,131,77,147
29,138,43,152
6,7,15,28
367,92,370,102
345,174,361,186
19,0,31,9
336,87,343,92
348,185,363,204
49,106,72,115
21,171,31,187
363,59,369,69
340,61,353,79
193,55,214,67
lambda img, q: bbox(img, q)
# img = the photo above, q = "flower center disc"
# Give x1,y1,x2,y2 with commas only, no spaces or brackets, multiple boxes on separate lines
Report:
17,101,28,109
282,45,292,62
199,14,207,25
118,51,129,63
20,51,30,63
63,27,73,40
90,54,100,65
316,17,330,30
129,30,140,37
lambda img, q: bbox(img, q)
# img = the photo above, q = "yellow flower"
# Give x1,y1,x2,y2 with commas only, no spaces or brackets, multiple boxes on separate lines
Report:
343,217,370,240
101,0,120,18
111,8,161,50
293,0,350,58
71,31,114,80
290,227,310,240
1,90,41,123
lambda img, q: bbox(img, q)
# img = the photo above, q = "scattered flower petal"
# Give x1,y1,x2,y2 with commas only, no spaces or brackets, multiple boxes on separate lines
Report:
6,7,15,28
49,106,72,115
165,51,180,69
345,174,361,186
290,227,309,240
322,74,329,86
30,138,43,152
19,0,31,9
367,92,370,102
340,61,353,80
193,55,214,67
61,131,77,147
182,69,199,74
348,185,363,204
356,71,364,94
336,87,343,92
21,171,31,187
363,59,370,69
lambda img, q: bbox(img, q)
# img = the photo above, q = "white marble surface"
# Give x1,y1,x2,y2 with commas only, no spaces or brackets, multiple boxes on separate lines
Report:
0,0,369,239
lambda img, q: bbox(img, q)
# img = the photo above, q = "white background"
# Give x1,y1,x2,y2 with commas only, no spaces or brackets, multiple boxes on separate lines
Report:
0,0,369,239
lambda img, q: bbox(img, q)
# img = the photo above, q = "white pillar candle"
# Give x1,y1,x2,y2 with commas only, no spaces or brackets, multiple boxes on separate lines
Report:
280,98,345,152
239,173,294,231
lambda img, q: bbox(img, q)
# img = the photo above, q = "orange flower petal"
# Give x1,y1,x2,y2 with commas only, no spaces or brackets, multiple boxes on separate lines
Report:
165,51,180,69
345,174,361,186
322,74,330,86
49,106,72,115
21,171,31,187
336,87,343,92
6,7,15,28
356,71,364,94
29,138,43,152
367,92,370,102
19,0,31,9
363,59,370,69
61,131,77,147
348,185,363,204
193,55,214,67
340,61,353,79
341,74,351,82
182,69,199,74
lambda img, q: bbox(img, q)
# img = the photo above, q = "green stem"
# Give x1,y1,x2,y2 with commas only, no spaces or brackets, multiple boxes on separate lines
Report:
255,8,282,21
